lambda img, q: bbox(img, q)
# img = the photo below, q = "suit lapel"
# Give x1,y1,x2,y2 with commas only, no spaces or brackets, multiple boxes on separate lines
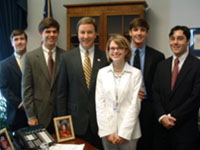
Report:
144,47,152,81
90,49,103,90
9,55,21,77
36,48,51,83
172,55,191,93
51,47,61,88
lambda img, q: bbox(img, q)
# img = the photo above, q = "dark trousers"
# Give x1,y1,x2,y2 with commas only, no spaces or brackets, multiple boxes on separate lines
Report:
137,100,154,150
76,124,103,150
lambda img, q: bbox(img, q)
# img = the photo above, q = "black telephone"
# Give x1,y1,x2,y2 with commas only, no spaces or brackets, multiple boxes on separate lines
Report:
12,126,55,150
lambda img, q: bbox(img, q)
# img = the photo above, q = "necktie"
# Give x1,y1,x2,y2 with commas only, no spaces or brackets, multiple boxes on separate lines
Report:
83,50,92,89
171,58,179,90
19,56,23,71
133,49,141,69
48,50,54,79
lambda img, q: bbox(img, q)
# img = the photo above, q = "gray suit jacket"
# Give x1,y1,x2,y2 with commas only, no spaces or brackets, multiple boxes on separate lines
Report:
22,46,65,128
56,47,108,135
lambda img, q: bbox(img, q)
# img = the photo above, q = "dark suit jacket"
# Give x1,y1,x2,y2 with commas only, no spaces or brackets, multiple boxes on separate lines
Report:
0,54,27,130
22,47,65,128
143,46,165,101
56,47,108,135
153,54,200,144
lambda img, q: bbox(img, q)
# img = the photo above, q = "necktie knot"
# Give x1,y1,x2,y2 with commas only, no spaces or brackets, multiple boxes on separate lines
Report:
175,58,179,65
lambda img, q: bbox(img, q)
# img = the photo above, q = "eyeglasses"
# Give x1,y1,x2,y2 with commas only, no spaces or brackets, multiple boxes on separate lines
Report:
109,47,125,51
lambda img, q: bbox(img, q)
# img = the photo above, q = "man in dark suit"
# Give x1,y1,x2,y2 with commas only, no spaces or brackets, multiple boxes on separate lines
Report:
129,18,165,150
22,18,65,133
0,29,28,131
56,17,108,149
152,25,200,150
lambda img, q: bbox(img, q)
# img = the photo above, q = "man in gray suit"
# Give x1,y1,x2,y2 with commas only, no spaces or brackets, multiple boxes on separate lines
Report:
56,17,108,149
22,18,65,133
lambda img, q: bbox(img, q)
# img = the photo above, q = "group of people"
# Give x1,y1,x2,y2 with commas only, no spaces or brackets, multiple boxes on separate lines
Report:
0,16,199,150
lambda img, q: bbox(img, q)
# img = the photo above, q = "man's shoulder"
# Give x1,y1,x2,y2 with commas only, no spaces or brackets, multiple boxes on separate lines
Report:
146,46,164,57
0,54,14,64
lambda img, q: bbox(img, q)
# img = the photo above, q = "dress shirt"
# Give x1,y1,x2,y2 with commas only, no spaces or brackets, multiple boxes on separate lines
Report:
79,44,94,68
14,52,23,68
130,44,147,98
42,44,56,66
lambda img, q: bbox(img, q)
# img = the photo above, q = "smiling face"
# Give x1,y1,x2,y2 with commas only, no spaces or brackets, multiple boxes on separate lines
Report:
129,26,148,48
11,34,27,55
108,41,128,63
169,30,190,57
40,27,59,50
78,24,96,50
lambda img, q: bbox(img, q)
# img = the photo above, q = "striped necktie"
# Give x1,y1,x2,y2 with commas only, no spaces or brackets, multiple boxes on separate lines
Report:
83,50,92,89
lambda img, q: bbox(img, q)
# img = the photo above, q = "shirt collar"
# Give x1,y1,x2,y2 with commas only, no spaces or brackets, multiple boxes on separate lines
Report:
79,44,95,54
109,62,132,73
131,44,146,56
42,44,56,53
14,52,22,60
172,49,189,63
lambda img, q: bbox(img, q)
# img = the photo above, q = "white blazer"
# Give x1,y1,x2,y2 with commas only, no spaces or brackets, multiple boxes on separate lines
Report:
96,62,142,140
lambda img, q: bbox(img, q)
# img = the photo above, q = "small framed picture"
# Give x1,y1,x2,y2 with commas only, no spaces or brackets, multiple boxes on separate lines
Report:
0,128,14,150
53,115,75,142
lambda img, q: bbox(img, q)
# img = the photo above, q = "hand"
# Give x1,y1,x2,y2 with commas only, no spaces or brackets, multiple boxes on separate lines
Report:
115,135,127,144
161,115,176,129
138,84,145,101
106,134,118,144
28,118,39,126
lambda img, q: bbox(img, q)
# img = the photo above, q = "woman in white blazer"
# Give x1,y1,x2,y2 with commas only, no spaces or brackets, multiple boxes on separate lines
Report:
96,34,142,150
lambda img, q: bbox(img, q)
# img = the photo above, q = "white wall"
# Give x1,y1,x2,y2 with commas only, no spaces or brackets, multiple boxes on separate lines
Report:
26,0,200,57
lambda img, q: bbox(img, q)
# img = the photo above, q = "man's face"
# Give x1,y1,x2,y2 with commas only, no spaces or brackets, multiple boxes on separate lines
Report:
11,34,27,55
78,24,96,50
40,27,59,50
129,26,148,46
169,30,189,57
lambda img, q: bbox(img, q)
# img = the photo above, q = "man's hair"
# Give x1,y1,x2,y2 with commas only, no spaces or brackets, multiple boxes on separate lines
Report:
129,18,149,31
169,25,190,40
10,29,27,41
38,17,60,33
76,17,97,32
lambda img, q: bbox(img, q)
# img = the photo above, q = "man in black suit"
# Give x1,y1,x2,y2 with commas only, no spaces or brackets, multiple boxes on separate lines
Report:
0,29,28,131
152,25,200,150
129,18,165,150
56,17,108,149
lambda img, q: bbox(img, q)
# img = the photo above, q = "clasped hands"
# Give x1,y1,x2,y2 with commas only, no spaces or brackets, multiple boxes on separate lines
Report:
106,133,127,144
161,115,176,129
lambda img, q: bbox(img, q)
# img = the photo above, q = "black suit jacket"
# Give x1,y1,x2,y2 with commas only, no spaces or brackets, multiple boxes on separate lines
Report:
56,47,108,135
0,54,27,130
143,46,165,101
153,54,200,143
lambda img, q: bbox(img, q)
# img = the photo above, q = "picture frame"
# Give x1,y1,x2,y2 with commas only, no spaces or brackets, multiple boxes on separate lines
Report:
53,115,75,142
189,27,200,57
0,128,14,150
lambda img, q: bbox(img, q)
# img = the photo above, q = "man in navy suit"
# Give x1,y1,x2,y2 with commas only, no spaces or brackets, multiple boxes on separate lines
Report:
129,18,165,150
0,29,28,131
152,25,200,150
56,17,108,149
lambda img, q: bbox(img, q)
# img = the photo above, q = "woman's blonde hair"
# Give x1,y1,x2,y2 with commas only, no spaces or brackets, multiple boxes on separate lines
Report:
105,34,132,63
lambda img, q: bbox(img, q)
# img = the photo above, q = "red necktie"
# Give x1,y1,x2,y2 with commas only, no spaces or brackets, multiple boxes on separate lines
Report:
171,58,179,90
48,50,54,79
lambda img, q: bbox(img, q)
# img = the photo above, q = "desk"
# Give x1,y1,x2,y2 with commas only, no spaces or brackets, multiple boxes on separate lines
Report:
52,134,98,150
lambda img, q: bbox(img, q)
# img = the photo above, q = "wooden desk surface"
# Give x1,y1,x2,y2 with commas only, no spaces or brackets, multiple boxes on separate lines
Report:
52,134,98,150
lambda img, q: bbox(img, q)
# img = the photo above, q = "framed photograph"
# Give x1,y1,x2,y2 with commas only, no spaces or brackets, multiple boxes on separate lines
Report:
189,27,200,57
53,115,75,142
0,128,14,150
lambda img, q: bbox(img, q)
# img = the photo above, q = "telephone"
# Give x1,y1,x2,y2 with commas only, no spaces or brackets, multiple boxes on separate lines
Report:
12,126,55,150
